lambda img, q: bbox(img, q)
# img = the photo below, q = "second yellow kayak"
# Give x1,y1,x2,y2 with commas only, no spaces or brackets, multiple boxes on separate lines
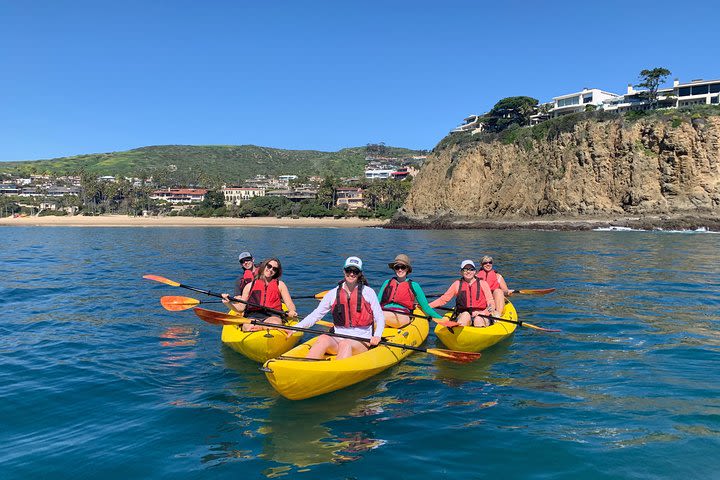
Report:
433,301,518,353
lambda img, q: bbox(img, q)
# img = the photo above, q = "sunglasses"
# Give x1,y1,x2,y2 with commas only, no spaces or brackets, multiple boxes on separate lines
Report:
344,268,360,275
461,267,476,272
482,261,493,265
241,258,253,263
394,264,408,271
265,264,279,271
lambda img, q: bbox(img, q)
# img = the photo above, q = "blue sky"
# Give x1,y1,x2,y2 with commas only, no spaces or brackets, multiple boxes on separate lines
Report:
1,0,718,161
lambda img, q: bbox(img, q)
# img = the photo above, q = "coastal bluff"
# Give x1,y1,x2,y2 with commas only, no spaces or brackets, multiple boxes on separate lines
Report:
393,115,720,230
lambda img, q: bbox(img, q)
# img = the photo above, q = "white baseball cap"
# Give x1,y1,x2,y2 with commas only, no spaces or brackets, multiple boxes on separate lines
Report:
460,259,476,269
343,256,363,271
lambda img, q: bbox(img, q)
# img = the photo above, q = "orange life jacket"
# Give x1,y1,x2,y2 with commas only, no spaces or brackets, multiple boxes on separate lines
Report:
246,278,282,312
477,269,500,291
331,281,373,328
380,278,416,314
455,278,488,312
235,268,256,296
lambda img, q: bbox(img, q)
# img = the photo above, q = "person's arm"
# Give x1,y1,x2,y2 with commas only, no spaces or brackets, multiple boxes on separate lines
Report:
278,281,297,317
429,281,459,308
364,287,385,341
376,279,390,305
497,274,513,295
294,287,336,329
411,282,444,319
222,283,251,313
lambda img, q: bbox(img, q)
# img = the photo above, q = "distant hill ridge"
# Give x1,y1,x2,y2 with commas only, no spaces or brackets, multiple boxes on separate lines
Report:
0,144,424,186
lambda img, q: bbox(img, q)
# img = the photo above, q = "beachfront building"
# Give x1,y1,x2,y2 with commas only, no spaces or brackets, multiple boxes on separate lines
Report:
365,169,395,180
222,186,265,206
335,187,365,211
451,114,485,134
674,78,720,107
150,188,208,204
550,88,620,117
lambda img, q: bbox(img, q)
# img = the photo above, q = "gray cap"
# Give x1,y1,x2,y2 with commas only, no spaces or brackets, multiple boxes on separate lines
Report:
238,252,253,262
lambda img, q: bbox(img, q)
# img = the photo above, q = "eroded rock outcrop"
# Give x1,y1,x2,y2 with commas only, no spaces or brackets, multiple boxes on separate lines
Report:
396,116,720,228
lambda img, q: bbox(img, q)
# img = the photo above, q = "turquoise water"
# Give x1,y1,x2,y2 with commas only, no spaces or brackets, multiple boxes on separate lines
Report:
1,227,719,479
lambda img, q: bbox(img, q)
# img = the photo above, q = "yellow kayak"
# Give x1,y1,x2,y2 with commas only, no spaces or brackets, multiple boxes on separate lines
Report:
262,309,430,400
433,301,518,353
220,307,302,363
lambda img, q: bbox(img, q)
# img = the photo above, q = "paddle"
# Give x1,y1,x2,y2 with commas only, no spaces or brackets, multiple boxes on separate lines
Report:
425,288,556,297
433,306,560,332
382,306,460,328
144,274,291,318
293,292,330,300
157,293,334,328
193,307,482,363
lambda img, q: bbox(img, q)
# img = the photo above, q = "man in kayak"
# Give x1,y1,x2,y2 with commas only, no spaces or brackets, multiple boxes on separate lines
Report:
222,257,298,332
429,259,496,327
292,256,384,360
476,255,514,316
235,251,258,296
377,253,444,327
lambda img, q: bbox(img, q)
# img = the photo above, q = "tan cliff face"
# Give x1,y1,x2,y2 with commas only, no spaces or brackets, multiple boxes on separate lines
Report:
400,117,720,220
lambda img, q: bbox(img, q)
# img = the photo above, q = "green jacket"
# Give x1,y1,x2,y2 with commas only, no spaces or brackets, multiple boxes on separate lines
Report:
377,277,444,319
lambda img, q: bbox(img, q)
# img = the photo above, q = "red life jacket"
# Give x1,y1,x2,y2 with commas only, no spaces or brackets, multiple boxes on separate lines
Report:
235,268,256,296
380,278,416,314
455,278,488,312
246,278,282,313
331,281,373,328
477,269,500,291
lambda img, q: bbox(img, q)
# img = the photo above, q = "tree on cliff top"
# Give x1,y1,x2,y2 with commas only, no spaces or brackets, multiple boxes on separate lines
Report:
636,67,671,109
482,96,539,132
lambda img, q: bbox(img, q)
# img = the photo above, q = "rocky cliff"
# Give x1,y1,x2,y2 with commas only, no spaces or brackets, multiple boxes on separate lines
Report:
395,114,720,229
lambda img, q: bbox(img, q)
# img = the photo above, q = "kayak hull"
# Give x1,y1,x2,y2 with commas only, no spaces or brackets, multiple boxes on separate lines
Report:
263,310,430,400
433,301,518,353
221,318,302,363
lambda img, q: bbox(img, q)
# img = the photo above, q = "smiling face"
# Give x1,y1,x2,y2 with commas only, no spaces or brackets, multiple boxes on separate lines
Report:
344,267,360,283
482,260,493,271
263,261,280,279
393,263,408,279
461,265,476,280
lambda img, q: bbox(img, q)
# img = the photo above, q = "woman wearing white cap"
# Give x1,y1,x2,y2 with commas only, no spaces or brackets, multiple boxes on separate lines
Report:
429,260,496,327
377,253,443,328
234,251,258,296
293,256,385,360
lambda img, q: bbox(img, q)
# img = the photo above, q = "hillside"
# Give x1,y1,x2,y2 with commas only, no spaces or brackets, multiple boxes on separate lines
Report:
394,107,720,230
0,144,424,186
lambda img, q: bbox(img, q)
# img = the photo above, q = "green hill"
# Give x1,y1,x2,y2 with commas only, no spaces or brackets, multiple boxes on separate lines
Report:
0,144,424,187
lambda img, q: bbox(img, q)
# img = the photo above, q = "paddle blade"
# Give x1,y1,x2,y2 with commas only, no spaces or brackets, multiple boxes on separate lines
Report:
427,348,482,363
160,295,200,311
143,274,180,287
516,288,556,296
523,322,561,333
315,290,329,300
193,307,248,326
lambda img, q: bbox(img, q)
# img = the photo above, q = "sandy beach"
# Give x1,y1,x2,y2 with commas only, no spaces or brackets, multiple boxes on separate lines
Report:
0,214,390,228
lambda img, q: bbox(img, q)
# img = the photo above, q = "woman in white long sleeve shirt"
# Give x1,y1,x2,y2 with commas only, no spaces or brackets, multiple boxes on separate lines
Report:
294,256,385,360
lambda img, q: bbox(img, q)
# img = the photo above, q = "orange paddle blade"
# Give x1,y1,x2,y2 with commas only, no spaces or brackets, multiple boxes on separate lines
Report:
143,274,180,287
315,290,329,300
427,348,482,363
516,288,556,295
193,307,249,326
160,296,200,311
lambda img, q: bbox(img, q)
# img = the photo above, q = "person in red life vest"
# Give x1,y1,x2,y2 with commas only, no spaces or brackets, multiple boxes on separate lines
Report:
292,256,385,360
477,255,514,316
377,253,443,328
429,259,496,327
222,257,297,332
234,251,258,296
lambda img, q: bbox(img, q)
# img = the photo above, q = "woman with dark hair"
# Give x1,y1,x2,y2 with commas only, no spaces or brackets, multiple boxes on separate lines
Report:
222,257,297,332
292,256,385,360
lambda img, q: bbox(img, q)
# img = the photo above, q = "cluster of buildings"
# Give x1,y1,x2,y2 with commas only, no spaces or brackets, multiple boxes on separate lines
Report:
453,77,720,133
2,155,423,214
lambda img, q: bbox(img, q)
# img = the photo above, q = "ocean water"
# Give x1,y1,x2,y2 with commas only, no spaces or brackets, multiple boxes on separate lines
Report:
1,226,719,479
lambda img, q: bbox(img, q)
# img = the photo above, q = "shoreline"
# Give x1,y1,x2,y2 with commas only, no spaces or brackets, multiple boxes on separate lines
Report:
0,214,390,228
1,212,718,231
